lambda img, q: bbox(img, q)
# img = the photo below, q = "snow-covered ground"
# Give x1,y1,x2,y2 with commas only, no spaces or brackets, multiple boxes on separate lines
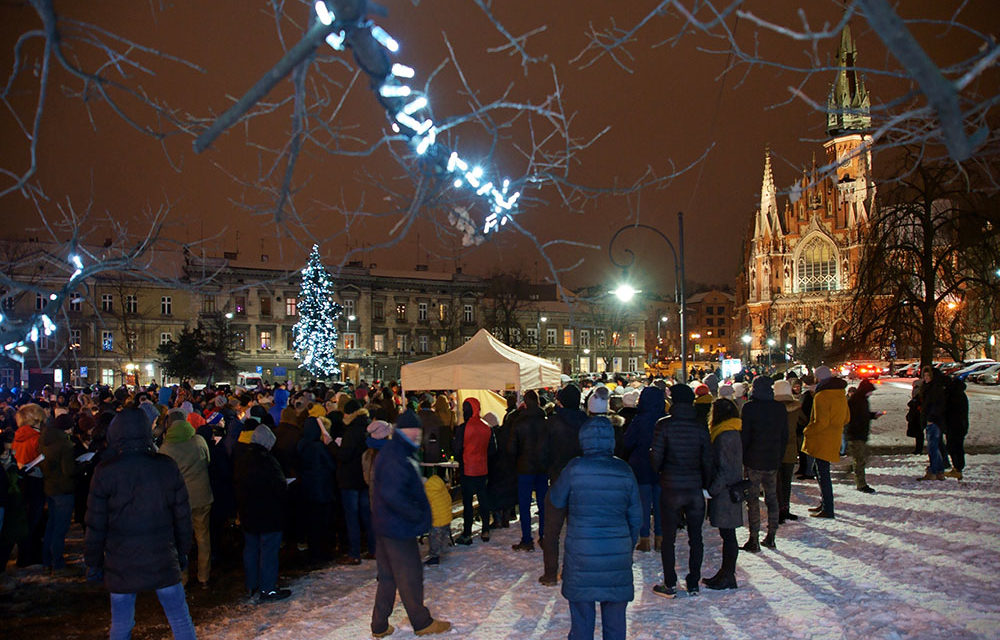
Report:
198,452,1000,640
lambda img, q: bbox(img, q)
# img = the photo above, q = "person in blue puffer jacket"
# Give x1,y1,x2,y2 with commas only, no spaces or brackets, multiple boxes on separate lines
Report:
548,416,641,640
623,385,666,552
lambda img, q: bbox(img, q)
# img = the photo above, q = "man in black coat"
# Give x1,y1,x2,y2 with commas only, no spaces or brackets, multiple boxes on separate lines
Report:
943,378,969,480
649,384,712,597
739,376,788,551
234,424,290,601
539,384,587,585
509,390,550,549
84,409,197,638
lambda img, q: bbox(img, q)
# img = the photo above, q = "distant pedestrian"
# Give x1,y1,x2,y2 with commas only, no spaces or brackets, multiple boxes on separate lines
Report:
802,366,848,518
846,379,882,493
703,398,744,591
739,376,787,551
917,366,948,481
943,378,969,480
84,409,197,639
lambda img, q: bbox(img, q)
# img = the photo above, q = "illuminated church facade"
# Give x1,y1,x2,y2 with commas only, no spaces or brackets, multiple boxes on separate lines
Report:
741,23,875,360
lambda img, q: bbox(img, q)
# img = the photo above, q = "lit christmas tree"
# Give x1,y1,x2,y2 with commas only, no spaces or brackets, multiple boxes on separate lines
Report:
293,245,343,378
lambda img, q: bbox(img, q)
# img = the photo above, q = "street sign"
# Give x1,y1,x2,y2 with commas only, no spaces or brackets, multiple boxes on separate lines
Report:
255,365,263,374
274,366,287,376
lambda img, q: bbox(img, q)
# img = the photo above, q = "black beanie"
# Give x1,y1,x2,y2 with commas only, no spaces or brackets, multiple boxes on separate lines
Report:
670,384,695,405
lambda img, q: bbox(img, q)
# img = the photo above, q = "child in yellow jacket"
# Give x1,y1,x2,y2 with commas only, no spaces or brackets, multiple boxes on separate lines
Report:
424,473,453,565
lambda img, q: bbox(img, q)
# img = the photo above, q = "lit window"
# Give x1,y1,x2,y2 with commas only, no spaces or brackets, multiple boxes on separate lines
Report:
102,330,114,351
127,331,137,351
260,331,272,350
396,303,407,322
396,333,407,352
563,329,573,346
439,303,449,322
101,368,115,385
161,296,172,315
70,329,81,350
234,296,246,316
374,334,385,352
439,336,447,352
160,332,172,345
463,304,474,323
344,299,355,318
343,333,357,350
628,332,637,348
526,327,538,345
285,297,297,316
797,236,838,292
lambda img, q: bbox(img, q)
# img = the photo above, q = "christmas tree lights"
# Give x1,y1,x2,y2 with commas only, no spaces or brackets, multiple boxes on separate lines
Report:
293,244,343,378
313,1,522,236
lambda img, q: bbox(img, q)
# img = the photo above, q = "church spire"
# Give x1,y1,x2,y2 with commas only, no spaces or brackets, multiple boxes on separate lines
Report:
755,146,782,240
827,21,871,136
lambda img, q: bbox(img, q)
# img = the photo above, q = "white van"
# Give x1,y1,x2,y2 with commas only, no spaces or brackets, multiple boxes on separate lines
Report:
237,372,264,388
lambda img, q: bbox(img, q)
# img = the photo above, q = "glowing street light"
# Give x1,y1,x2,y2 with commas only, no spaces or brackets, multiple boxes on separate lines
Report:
612,283,639,303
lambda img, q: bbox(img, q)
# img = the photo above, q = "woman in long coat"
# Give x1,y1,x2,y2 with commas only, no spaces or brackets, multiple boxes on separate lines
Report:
703,398,743,590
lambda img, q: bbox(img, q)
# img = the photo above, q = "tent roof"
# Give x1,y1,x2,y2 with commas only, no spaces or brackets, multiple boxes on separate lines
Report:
400,328,562,392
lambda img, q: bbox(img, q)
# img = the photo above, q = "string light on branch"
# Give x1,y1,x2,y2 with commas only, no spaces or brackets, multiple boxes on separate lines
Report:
313,1,522,236
1,252,87,356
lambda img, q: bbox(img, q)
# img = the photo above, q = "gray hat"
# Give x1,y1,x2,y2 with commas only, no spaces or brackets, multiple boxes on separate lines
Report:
251,424,277,451
166,408,187,424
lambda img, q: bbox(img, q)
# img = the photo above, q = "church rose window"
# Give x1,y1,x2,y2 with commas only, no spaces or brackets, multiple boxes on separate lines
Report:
798,236,838,292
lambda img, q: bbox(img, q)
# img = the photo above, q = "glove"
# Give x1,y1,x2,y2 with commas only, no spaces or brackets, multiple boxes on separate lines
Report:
727,479,753,504
86,565,104,583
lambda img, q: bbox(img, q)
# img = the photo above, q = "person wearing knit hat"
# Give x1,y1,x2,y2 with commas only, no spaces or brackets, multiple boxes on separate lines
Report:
702,373,720,397
802,364,848,518
649,382,712,597
367,420,392,440
772,380,805,523
234,423,291,602
718,385,735,401
166,407,187,425
622,390,640,409
587,385,610,415
693,384,713,427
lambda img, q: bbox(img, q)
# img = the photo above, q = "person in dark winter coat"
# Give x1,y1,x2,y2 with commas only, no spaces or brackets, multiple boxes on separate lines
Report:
417,397,446,468
487,410,518,530
943,378,969,480
703,398,743,590
335,401,374,563
847,379,882,492
739,375,788,551
40,414,80,573
906,380,924,454
917,366,949,481
370,413,451,638
773,380,804,523
233,425,290,602
84,409,197,638
297,417,336,561
549,417,640,640
539,384,587,585
623,385,666,553
509,390,550,548
649,384,712,597
454,397,495,545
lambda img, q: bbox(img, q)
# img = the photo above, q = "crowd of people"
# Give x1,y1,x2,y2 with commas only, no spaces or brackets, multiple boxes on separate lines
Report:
0,361,970,639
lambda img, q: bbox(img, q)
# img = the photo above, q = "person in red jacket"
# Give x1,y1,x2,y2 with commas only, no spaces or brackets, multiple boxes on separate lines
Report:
453,398,495,545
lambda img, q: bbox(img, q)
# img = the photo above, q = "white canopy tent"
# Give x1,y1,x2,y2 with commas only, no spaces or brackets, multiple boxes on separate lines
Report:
400,328,562,392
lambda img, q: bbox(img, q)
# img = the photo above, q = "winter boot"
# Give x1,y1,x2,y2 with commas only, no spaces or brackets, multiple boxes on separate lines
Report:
414,619,452,636
636,537,651,552
943,469,963,480
761,531,776,549
701,571,723,587
741,536,760,553
654,535,663,551
704,573,738,590
372,624,395,638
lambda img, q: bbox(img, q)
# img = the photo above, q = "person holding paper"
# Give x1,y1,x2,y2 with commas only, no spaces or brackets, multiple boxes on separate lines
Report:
13,403,47,567
40,414,81,574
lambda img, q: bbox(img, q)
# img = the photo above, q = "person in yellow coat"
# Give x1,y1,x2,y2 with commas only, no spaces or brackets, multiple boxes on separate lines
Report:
423,473,453,566
802,366,849,519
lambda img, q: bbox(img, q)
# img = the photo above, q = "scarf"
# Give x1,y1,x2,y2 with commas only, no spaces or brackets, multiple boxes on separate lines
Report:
709,417,741,443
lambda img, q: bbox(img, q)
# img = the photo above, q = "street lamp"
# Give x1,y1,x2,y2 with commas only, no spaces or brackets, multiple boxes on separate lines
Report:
785,342,793,362
741,333,752,365
537,315,547,355
766,338,776,367
608,214,687,382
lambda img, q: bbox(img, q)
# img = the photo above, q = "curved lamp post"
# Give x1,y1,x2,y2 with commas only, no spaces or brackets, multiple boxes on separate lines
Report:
608,214,687,383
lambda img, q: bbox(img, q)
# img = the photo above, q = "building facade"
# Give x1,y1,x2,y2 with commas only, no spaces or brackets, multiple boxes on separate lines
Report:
740,23,875,360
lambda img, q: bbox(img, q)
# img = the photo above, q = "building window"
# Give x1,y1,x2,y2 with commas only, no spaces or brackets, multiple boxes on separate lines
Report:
419,334,429,352
127,331,137,351
463,304,474,323
628,332,637,348
285,296,297,317
439,303,449,322
597,330,606,348
102,330,114,351
203,295,216,313
344,299,355,318
35,293,45,310
628,357,639,372
125,295,138,314
234,296,247,316
38,335,50,350
719,328,726,337
396,333,407,352
343,333,356,350
373,301,384,321
579,356,591,373
563,329,573,346
374,334,385,352
234,331,246,350
69,292,82,312
546,328,557,346
260,331,272,350
580,329,590,348
526,327,538,345
69,329,81,350
418,302,428,321
440,336,448,352
161,296,172,316
286,330,295,350
101,368,115,385
160,332,172,345
463,335,472,343
260,296,271,317
797,236,839,292
101,294,113,312
396,303,407,323
706,318,714,327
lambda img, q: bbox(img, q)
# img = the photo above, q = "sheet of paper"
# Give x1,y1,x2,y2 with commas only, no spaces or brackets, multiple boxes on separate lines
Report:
286,477,296,484
22,453,45,472
76,452,96,463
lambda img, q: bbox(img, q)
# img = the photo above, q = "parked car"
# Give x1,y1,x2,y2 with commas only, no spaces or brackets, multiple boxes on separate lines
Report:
939,362,964,376
841,361,886,380
975,364,1000,385
969,363,1000,384
954,361,998,381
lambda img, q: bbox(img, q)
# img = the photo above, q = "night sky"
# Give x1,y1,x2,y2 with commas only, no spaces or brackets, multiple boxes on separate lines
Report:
1,1,995,295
